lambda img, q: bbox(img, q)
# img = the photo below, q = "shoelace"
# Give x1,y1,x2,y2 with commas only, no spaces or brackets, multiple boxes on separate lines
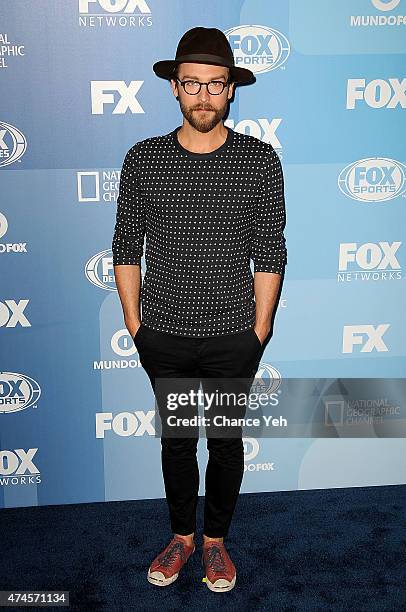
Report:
205,545,227,573
157,540,187,568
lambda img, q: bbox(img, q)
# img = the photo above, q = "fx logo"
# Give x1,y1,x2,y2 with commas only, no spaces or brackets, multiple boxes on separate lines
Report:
342,324,390,353
91,81,145,114
0,300,30,327
346,78,406,109
339,242,401,271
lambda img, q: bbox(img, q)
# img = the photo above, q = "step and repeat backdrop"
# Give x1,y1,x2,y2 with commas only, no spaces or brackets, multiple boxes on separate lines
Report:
1,0,405,509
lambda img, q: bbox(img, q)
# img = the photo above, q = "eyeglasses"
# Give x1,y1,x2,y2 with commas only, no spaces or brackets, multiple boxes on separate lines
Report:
175,78,230,95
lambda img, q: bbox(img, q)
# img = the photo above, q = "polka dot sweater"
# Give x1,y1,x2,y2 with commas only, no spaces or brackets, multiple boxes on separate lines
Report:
112,125,287,337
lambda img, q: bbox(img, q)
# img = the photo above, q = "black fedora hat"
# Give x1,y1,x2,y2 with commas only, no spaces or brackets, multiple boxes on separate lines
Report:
153,26,254,85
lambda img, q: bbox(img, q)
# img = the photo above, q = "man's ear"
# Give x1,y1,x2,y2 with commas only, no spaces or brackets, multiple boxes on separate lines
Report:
170,78,178,98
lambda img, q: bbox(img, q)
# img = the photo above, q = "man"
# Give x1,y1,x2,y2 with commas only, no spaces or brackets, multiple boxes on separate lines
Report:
112,27,287,592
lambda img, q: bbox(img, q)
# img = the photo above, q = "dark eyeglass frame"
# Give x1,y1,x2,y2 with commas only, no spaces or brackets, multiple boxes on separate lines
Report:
175,77,231,95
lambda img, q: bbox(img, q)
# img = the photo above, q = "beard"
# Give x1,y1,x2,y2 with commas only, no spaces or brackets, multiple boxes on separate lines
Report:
178,97,228,133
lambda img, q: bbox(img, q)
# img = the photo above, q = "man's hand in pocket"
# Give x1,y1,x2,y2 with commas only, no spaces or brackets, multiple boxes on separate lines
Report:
125,317,141,339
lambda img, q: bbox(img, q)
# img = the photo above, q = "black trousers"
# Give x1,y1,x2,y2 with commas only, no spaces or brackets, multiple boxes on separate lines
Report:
134,323,263,538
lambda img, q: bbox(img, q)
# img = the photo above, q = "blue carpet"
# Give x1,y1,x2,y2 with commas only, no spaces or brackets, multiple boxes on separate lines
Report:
1,484,405,611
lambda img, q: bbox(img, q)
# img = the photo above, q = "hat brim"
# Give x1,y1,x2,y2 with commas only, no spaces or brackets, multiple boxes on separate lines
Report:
152,60,254,84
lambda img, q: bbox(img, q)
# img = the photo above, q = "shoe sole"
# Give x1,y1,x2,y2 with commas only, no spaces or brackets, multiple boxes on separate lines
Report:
201,555,236,592
147,570,179,586
147,544,195,587
205,575,236,592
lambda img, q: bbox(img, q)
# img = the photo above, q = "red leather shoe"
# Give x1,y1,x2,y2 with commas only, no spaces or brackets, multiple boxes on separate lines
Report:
202,541,236,592
147,536,195,587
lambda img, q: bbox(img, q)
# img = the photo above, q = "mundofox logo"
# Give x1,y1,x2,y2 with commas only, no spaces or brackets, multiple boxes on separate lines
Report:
371,0,401,10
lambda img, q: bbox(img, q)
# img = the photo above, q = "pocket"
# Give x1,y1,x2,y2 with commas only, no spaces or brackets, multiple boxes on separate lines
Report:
250,327,262,349
133,323,143,342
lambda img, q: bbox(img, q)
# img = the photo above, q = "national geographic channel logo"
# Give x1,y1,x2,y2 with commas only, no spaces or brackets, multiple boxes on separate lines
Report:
0,33,25,69
77,169,120,202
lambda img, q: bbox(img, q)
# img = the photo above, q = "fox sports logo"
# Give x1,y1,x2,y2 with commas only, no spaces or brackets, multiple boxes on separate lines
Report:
0,372,41,413
224,25,290,75
338,157,406,202
0,122,27,167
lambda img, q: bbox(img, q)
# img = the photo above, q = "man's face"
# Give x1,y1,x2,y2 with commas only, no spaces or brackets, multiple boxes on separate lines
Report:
170,63,234,133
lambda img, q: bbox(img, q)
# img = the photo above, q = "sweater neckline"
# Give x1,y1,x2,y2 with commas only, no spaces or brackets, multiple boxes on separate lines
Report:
171,125,234,159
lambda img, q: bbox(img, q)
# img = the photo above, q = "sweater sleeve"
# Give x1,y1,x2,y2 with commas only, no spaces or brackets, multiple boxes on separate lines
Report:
112,144,145,266
250,148,287,274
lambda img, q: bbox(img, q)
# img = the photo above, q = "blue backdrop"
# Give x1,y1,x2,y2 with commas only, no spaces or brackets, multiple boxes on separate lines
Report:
1,0,405,509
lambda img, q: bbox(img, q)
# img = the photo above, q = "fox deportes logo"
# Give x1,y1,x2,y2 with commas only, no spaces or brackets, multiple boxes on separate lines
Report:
85,249,117,291
0,121,27,167
0,372,41,414
224,25,290,75
251,363,282,395
338,157,406,202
